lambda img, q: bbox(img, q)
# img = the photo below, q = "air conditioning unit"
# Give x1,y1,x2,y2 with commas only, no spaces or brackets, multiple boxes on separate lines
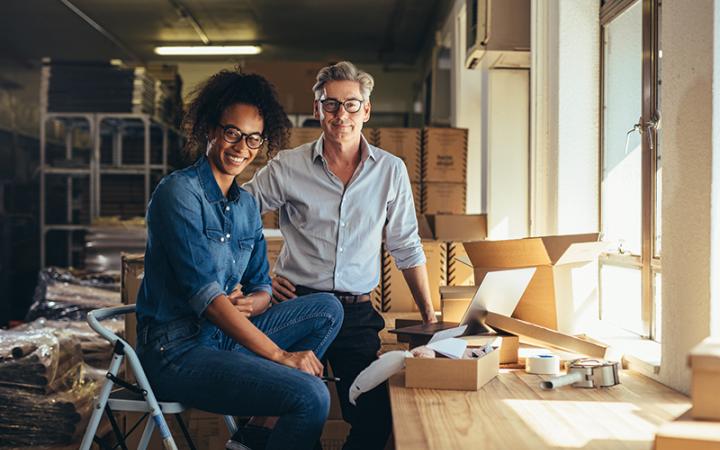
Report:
466,0,531,69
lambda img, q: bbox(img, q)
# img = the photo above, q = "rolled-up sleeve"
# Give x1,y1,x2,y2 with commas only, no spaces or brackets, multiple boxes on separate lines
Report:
384,164,426,270
240,201,273,296
148,180,224,317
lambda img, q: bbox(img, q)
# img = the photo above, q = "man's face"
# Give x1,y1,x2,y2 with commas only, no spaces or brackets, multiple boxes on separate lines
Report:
314,80,371,145
207,102,264,179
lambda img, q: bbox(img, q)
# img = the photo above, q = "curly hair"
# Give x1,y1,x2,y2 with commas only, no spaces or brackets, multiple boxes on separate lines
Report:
182,69,291,161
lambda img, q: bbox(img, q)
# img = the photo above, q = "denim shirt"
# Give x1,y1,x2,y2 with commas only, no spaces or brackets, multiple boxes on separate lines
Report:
136,156,272,327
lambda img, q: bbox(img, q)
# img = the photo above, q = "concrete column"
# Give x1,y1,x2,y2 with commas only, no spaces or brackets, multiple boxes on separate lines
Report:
660,0,717,393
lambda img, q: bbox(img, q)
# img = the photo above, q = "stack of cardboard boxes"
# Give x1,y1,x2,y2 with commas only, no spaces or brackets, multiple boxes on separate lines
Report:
421,128,468,215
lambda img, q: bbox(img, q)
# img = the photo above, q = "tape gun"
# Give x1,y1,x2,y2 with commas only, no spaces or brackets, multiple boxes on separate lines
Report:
540,358,620,390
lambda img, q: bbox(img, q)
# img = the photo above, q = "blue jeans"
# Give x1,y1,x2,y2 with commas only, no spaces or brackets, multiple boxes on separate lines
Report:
137,293,343,450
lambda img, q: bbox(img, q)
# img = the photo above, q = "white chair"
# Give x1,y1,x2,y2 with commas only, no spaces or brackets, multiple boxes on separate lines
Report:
79,304,239,450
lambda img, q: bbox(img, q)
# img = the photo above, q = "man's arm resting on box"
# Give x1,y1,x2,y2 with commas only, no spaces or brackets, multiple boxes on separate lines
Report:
401,265,437,324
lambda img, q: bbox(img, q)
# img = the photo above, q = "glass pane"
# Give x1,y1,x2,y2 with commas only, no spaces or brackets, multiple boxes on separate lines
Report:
601,264,643,335
653,271,662,342
602,1,643,255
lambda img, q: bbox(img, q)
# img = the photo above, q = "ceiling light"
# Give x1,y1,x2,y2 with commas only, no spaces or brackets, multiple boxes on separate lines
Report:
154,45,262,56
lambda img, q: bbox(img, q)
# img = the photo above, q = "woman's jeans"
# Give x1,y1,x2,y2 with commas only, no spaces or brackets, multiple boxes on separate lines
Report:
137,293,343,450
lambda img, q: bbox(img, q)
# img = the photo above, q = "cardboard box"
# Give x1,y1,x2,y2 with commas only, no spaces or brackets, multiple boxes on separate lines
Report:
689,338,720,420
376,128,421,182
123,410,230,450
405,345,499,390
462,233,607,330
410,182,421,214
121,254,144,351
485,312,609,358
287,127,322,149
262,210,279,229
422,182,466,214
417,214,487,288
381,241,446,312
655,409,720,450
422,127,468,182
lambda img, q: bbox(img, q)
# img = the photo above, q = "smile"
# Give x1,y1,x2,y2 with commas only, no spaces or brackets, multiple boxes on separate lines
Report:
226,154,247,165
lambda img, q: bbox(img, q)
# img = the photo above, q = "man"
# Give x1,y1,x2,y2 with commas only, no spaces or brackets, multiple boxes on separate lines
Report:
244,61,436,450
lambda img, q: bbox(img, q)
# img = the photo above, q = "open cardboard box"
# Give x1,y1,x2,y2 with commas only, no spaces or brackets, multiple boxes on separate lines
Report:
405,336,501,391
461,233,610,332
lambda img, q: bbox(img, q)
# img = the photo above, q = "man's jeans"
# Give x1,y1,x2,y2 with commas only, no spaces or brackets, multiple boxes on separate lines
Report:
137,293,343,450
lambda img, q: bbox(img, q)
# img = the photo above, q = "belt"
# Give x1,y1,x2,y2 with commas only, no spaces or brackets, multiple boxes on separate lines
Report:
295,285,371,305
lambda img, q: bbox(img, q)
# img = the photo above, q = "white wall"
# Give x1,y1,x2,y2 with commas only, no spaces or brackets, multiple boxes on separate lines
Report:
531,1,599,236
659,0,717,393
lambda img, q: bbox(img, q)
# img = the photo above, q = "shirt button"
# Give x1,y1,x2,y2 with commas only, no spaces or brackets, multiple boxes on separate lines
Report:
225,206,230,212
341,222,346,227
339,247,343,253
220,237,225,242
232,259,236,264
226,233,231,239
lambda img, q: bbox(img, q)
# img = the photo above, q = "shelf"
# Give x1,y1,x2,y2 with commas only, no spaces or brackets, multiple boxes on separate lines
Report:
43,224,91,232
43,166,92,175
100,165,166,174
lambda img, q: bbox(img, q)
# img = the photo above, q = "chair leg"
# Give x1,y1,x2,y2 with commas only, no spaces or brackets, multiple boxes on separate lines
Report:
104,405,129,450
79,350,125,450
174,414,197,450
137,417,156,450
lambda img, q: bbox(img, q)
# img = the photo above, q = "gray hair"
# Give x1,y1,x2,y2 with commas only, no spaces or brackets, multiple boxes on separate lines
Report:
312,61,375,101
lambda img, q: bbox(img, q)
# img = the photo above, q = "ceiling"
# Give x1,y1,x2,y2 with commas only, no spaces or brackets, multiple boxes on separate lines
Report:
1,0,453,67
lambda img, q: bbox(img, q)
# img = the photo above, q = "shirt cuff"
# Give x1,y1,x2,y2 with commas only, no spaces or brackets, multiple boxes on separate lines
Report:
246,284,273,297
393,246,427,270
188,281,225,317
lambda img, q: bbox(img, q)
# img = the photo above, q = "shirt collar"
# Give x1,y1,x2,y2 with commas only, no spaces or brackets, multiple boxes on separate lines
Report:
195,155,241,203
312,132,377,163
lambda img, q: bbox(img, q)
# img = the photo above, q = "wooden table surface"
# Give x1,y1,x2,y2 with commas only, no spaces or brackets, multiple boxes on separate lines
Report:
389,369,691,450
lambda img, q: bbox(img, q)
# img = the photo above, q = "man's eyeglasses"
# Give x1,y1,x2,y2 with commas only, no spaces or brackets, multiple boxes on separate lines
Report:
219,124,265,149
319,98,364,114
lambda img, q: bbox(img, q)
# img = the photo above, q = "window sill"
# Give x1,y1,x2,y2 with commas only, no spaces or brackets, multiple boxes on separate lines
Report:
582,321,661,378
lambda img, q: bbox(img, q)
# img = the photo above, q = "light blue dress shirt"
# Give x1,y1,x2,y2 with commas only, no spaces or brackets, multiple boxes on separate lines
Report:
243,134,426,294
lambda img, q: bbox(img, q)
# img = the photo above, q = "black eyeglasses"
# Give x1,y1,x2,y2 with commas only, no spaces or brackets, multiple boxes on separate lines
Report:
319,98,364,114
219,124,265,149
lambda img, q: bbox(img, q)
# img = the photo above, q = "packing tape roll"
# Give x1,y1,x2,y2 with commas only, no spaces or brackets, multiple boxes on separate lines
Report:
526,354,560,375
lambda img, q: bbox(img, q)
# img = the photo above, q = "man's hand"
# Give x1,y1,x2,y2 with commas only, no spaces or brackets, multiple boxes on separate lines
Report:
276,350,323,376
228,289,253,317
272,275,297,302
423,312,439,324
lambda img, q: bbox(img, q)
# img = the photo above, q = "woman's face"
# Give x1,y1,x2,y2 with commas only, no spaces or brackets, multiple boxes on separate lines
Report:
207,103,264,179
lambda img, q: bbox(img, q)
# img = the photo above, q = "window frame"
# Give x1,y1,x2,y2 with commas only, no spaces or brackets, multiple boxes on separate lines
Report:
598,0,661,339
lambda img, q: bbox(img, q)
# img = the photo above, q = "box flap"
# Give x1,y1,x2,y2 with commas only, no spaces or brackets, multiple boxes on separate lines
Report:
539,233,600,265
463,238,551,268
485,312,608,358
416,214,434,240
689,337,720,372
555,241,611,266
425,214,487,242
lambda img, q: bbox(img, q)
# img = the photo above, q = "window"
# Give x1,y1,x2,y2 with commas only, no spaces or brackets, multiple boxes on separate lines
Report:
599,0,661,340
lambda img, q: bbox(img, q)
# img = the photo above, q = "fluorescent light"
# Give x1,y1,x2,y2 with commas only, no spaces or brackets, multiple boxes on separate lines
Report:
154,45,262,56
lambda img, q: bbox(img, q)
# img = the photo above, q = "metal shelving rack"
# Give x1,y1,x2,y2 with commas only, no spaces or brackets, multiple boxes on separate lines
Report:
39,111,182,268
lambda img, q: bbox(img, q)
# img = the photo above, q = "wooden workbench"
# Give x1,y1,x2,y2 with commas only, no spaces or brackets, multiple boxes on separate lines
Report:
389,369,690,450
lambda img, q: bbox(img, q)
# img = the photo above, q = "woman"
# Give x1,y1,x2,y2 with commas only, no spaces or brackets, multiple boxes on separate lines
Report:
135,70,343,450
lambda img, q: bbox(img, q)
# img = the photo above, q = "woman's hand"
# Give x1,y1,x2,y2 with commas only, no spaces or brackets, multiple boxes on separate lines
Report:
228,289,253,317
276,350,324,376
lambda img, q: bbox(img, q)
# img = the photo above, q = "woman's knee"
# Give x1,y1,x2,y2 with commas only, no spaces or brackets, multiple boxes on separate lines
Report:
291,376,330,423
